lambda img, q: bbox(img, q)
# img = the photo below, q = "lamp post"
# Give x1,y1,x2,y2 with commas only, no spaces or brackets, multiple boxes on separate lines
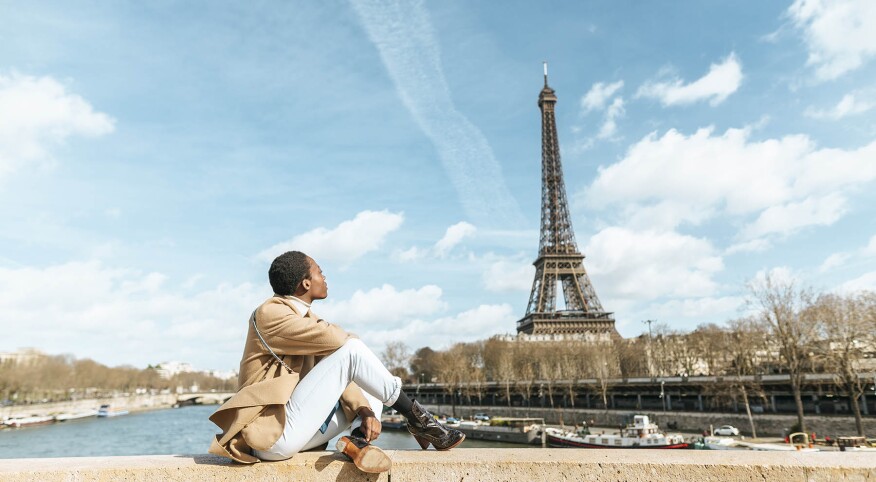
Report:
660,380,666,412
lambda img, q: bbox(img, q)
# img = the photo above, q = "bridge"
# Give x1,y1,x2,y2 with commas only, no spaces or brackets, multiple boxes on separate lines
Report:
176,392,234,406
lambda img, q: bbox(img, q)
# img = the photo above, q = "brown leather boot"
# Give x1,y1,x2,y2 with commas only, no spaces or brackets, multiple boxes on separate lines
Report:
405,400,465,450
335,435,392,473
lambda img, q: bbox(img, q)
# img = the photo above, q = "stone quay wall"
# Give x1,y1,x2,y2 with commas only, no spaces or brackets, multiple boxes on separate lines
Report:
1,450,874,482
426,404,876,437
0,394,177,419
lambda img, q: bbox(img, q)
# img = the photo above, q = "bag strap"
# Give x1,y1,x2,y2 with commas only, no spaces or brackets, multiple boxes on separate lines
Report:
250,310,293,374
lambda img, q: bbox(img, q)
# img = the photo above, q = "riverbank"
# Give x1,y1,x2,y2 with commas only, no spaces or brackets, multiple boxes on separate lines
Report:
0,394,178,420
425,404,876,437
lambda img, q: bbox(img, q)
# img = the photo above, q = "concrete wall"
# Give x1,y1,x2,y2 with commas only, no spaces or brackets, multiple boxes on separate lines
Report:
1,450,874,481
427,404,876,437
0,394,177,419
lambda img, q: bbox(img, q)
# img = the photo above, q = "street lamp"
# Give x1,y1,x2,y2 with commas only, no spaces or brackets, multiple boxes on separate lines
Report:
660,380,666,412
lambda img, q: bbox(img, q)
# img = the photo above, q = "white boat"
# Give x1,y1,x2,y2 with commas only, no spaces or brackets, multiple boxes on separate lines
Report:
54,410,98,422
3,415,55,428
703,436,739,450
742,441,819,452
546,415,688,449
702,436,818,452
97,404,129,417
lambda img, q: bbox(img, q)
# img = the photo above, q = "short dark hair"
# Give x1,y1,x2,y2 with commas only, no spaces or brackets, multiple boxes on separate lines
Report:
269,251,311,296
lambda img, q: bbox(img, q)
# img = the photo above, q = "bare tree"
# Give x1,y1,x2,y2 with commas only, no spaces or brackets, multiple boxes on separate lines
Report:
748,273,817,433
433,344,469,417
410,347,439,384
559,341,587,407
513,346,538,408
724,317,771,437
582,341,621,410
617,337,649,378
460,342,486,405
814,292,876,436
483,338,516,407
380,341,412,381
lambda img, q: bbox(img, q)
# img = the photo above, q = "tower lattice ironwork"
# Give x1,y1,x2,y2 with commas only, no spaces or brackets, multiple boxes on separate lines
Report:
516,65,618,338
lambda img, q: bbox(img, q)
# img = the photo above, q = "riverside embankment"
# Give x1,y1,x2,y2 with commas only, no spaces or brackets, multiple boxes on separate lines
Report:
427,404,876,438
1,450,875,481
0,394,178,420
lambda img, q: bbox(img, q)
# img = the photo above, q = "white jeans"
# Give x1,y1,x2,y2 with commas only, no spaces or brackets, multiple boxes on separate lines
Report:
253,338,402,461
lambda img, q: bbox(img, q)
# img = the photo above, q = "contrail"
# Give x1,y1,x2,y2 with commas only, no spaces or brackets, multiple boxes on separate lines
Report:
350,0,525,228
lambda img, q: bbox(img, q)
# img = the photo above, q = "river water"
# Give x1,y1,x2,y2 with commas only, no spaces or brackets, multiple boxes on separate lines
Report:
0,405,518,458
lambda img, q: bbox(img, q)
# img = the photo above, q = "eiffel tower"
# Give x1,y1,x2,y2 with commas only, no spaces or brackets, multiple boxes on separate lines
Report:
516,65,618,338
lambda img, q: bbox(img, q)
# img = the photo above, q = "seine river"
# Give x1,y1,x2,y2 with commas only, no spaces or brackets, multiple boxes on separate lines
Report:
0,405,517,458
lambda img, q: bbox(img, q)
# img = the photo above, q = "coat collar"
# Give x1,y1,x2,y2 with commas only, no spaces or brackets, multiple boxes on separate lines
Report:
273,294,314,318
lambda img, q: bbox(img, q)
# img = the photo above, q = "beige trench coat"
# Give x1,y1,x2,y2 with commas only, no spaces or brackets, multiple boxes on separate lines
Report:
208,295,370,463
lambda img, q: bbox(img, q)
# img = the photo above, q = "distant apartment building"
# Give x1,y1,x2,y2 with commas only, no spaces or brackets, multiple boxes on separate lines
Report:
207,369,238,380
0,347,47,364
154,361,195,379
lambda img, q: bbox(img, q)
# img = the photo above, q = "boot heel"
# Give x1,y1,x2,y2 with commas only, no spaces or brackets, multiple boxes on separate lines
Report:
414,435,431,450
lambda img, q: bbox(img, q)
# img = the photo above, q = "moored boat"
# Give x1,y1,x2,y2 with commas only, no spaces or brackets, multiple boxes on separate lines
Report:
450,417,544,445
380,412,406,430
702,436,740,450
97,404,129,417
3,415,55,428
546,415,688,449
836,436,876,452
54,410,98,422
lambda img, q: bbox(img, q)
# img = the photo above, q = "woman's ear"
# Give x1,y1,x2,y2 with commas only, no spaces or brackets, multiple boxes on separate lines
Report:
302,279,311,291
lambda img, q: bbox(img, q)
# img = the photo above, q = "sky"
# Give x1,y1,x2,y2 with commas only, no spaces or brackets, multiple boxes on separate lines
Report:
1,0,875,372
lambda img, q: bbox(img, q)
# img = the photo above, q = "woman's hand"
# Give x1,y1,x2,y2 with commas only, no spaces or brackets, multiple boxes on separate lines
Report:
357,407,382,442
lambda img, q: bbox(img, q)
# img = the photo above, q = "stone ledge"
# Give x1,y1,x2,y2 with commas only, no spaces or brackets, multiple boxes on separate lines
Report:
1,449,875,481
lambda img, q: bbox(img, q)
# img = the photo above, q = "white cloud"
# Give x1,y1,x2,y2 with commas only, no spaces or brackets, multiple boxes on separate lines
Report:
649,296,745,319
740,193,846,240
584,126,876,237
584,227,724,301
620,201,714,231
357,303,516,351
258,210,404,265
482,255,534,293
350,0,523,227
636,53,743,106
393,246,425,262
818,234,876,272
788,0,876,80
837,271,876,292
396,221,477,261
320,284,447,328
0,72,114,180
433,221,476,257
805,93,874,119
580,80,624,112
0,261,261,370
864,235,876,257
752,266,798,286
819,252,851,272
725,239,773,255
597,97,625,139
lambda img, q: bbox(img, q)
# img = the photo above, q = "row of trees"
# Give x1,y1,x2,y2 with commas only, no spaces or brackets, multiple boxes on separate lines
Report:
0,355,232,404
382,277,876,436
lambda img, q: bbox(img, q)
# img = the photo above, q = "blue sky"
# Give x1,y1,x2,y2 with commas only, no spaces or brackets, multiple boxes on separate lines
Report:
1,1,875,371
